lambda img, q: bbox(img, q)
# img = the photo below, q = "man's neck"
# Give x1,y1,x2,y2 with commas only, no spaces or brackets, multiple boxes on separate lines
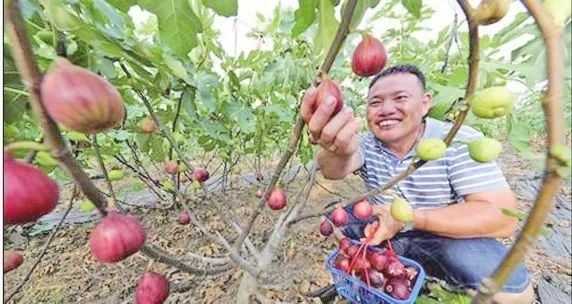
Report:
385,122,426,159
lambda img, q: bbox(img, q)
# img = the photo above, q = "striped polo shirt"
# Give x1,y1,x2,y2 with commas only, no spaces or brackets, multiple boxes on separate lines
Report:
356,118,509,209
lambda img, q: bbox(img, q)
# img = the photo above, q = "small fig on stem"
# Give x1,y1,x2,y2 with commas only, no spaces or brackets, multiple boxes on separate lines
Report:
353,199,373,220
135,271,170,304
416,138,447,161
467,138,502,163
164,161,179,175
89,211,146,263
313,77,344,116
390,197,414,222
470,86,515,119
331,207,349,226
267,188,286,210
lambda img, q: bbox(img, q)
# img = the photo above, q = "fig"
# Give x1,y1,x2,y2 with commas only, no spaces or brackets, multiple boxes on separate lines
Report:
319,219,333,236
353,199,373,220
544,0,571,27
41,57,125,133
89,211,146,263
191,180,202,191
334,255,351,273
178,211,190,225
193,169,210,182
385,278,411,300
346,245,360,257
139,117,158,134
352,34,388,77
369,251,391,271
352,255,371,273
339,238,352,256
313,78,344,116
368,269,386,288
467,138,502,163
135,271,170,304
255,189,264,198
404,266,419,282
108,169,124,181
474,0,510,25
4,154,59,225
331,207,349,226
550,144,572,167
164,161,179,175
416,138,447,161
79,200,96,213
267,188,286,210
470,86,515,119
4,251,24,273
386,260,406,278
390,197,414,222
178,163,188,173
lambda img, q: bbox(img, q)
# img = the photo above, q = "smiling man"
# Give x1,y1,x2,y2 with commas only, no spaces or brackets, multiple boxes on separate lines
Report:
301,65,533,303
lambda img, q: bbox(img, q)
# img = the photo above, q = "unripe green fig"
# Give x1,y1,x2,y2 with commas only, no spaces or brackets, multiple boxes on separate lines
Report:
79,200,96,213
470,86,515,119
108,170,124,181
467,138,502,163
474,0,511,25
543,0,571,27
550,144,572,167
416,138,447,161
390,197,414,222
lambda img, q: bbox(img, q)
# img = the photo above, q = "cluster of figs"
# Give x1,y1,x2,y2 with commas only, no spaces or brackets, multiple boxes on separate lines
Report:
2,57,219,303
334,238,419,300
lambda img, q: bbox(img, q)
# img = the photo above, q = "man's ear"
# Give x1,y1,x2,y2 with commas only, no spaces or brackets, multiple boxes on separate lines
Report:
421,92,432,116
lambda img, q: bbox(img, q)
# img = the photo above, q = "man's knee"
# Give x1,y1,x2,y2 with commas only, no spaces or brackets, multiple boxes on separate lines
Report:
493,282,534,304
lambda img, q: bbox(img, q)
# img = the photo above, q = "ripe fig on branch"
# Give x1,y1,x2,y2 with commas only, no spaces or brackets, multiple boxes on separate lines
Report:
470,86,515,119
267,188,286,210
164,161,179,175
467,138,502,163
353,199,373,220
352,34,388,77
4,153,59,225
416,138,447,161
193,169,210,182
319,219,333,236
178,211,190,225
89,211,146,263
41,57,125,133
135,271,170,304
139,117,158,134
331,207,349,226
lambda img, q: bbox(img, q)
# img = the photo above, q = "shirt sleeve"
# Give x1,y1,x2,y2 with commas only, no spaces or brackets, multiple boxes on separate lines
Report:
446,127,509,197
354,133,368,178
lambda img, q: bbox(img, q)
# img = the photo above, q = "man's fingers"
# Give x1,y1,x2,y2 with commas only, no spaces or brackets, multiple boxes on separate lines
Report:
300,87,317,124
333,118,360,152
320,106,354,146
307,95,337,141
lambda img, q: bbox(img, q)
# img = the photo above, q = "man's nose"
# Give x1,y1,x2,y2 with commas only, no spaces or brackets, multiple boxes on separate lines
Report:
378,101,396,115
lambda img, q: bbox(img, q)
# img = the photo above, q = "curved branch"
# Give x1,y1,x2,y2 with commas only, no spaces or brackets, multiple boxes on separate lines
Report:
140,244,233,276
4,0,108,215
232,0,359,253
472,0,566,302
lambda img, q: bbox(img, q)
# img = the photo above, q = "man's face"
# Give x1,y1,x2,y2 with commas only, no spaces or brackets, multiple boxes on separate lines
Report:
366,73,431,145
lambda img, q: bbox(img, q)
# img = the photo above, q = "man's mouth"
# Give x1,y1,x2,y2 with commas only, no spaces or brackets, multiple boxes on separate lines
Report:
377,119,400,128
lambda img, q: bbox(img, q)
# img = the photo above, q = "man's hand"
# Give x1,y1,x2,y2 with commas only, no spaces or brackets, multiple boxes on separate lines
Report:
362,205,403,246
300,86,360,157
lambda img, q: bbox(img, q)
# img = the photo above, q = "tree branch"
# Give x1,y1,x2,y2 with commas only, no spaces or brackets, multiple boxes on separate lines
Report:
92,134,117,209
233,0,358,253
4,0,108,215
472,0,566,302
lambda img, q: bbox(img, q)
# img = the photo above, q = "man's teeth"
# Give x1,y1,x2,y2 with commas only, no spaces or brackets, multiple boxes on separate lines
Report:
379,120,399,126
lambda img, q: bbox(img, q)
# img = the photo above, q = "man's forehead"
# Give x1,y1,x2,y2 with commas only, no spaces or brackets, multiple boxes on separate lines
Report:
369,73,423,95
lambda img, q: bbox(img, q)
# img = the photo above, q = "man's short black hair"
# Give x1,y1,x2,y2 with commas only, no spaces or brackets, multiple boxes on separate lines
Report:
369,64,426,91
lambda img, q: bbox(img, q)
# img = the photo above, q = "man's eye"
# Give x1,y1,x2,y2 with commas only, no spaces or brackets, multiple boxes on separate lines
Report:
396,95,407,101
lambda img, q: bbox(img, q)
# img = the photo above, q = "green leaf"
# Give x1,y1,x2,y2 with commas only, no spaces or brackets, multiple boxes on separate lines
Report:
346,0,381,30
508,114,533,156
501,208,551,237
106,0,137,12
402,0,422,18
292,0,317,36
181,87,197,119
138,0,202,57
314,0,339,55
201,0,237,17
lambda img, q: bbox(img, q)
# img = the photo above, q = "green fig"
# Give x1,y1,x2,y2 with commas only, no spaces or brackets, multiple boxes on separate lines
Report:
470,86,515,119
416,138,447,161
191,180,202,191
79,200,96,213
468,138,502,163
35,151,59,168
390,197,414,222
543,0,571,27
550,144,572,167
108,169,124,181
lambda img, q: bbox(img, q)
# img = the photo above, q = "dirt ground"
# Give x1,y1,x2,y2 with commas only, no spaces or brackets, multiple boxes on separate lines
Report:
3,141,571,303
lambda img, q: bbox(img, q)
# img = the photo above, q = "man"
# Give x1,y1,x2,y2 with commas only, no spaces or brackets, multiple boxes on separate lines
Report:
301,65,534,303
